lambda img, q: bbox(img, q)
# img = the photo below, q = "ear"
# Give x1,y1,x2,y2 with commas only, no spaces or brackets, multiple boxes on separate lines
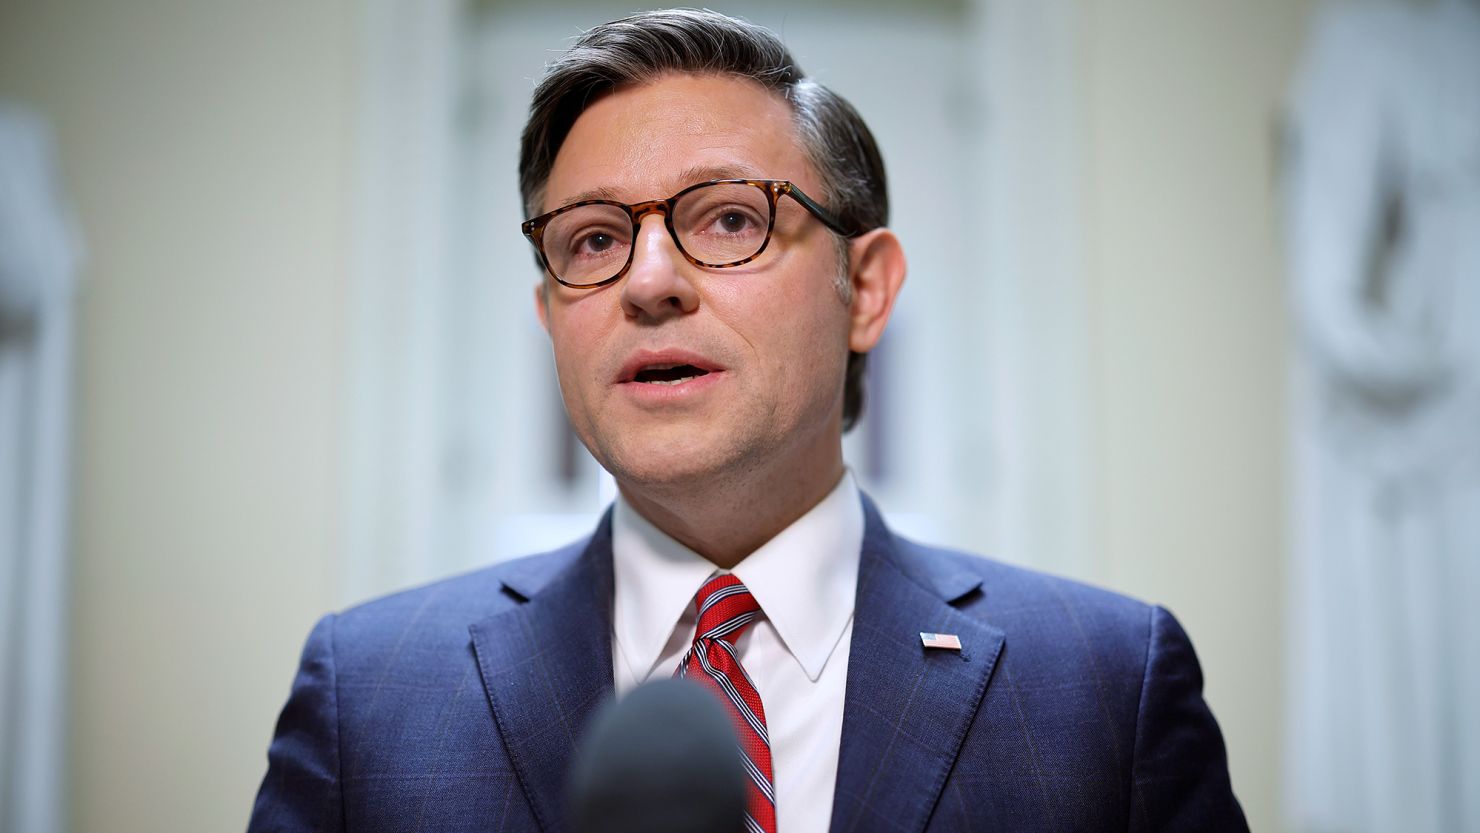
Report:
846,228,907,353
534,281,551,334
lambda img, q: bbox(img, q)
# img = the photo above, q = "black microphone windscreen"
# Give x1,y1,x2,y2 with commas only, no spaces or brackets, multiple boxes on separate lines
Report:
568,678,747,833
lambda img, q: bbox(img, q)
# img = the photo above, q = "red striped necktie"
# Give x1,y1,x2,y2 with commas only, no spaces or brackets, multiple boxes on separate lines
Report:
675,574,777,833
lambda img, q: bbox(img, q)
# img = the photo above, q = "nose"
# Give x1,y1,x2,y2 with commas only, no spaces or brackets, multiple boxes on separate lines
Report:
619,213,700,320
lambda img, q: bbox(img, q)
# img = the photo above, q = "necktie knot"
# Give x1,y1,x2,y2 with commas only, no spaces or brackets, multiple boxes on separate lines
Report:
694,574,761,646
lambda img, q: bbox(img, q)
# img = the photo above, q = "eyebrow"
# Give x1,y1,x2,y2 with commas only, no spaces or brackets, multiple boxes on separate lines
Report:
556,163,767,208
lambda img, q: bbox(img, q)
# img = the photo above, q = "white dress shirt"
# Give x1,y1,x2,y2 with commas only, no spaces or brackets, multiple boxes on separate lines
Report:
611,471,863,833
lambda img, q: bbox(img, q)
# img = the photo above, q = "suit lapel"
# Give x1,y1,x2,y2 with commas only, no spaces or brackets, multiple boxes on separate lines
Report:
830,498,1005,833
469,514,616,833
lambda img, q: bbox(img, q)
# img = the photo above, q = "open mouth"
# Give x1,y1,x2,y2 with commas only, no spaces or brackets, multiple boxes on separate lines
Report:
631,364,712,386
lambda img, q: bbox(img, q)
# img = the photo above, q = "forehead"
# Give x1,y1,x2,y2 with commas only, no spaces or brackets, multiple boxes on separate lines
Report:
543,73,817,211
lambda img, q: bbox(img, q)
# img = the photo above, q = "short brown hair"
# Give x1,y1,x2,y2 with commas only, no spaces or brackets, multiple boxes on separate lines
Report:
518,8,888,432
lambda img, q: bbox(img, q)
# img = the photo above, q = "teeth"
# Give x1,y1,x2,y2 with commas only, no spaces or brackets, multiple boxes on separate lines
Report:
643,376,696,385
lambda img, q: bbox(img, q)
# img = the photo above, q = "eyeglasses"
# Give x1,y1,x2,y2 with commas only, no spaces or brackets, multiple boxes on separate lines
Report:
521,179,857,288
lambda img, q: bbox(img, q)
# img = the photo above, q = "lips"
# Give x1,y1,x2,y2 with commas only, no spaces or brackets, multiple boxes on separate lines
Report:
616,349,724,386
632,364,709,385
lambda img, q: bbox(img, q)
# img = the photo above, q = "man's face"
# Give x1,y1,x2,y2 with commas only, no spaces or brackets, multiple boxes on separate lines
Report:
535,73,853,492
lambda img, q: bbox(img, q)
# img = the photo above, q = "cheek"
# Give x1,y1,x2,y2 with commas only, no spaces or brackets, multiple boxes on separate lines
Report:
746,276,852,411
707,245,847,333
546,345,588,433
546,297,615,407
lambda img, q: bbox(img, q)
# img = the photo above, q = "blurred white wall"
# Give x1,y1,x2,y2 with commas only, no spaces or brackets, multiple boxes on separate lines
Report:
0,2,354,831
0,1,1312,831
1076,3,1316,831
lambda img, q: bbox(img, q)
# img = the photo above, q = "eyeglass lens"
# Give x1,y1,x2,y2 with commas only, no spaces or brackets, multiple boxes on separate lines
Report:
541,182,772,286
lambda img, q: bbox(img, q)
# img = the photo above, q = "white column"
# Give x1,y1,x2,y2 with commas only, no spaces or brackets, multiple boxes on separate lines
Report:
0,102,82,833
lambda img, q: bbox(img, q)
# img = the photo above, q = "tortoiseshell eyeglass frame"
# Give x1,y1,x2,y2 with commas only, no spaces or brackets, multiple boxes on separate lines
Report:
520,178,858,288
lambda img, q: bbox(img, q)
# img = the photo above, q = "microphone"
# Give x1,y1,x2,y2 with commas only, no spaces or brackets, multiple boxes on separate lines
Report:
568,678,747,833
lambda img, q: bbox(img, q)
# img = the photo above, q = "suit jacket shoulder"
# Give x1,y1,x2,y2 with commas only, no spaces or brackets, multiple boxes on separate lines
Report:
895,535,1158,686
331,535,588,662
248,531,600,833
855,529,1246,832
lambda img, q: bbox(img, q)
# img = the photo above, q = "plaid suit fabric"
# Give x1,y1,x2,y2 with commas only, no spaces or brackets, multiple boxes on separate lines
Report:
248,496,1246,833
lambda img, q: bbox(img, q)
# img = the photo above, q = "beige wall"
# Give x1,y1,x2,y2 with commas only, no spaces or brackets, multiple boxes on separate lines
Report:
0,1,1313,831
0,2,354,831
1077,2,1316,831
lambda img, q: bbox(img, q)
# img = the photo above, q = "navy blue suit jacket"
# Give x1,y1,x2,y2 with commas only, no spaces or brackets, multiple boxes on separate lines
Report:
248,496,1248,832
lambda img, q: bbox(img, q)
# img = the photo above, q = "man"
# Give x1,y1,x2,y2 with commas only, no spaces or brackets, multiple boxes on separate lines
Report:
248,10,1247,832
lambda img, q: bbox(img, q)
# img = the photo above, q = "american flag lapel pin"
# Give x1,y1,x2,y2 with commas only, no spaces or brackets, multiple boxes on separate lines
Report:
920,632,962,651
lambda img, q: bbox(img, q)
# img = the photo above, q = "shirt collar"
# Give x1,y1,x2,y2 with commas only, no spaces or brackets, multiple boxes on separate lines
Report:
611,470,863,683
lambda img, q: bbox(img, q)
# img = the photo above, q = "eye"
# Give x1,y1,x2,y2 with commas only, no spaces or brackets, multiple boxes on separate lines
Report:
717,210,753,234
560,224,630,261
543,203,633,268
698,204,765,236
576,231,617,254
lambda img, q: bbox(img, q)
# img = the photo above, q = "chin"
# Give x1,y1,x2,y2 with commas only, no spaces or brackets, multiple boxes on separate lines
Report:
592,426,757,492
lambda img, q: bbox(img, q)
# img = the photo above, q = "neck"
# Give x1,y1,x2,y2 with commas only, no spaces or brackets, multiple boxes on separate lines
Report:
617,438,845,570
